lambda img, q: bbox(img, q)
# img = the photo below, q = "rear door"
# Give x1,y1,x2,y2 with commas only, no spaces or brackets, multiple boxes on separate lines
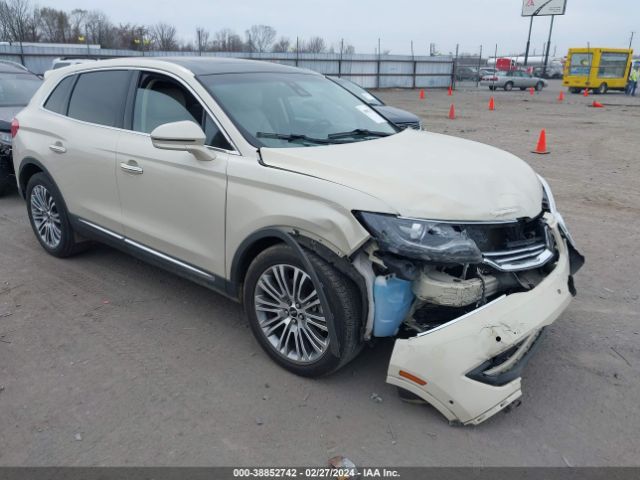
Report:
39,70,132,233
115,70,231,278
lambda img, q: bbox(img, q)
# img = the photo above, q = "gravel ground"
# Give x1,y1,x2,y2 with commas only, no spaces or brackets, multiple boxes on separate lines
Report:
0,80,639,466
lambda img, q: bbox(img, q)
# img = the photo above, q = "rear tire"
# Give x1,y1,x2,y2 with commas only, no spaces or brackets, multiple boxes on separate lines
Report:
243,244,363,377
570,87,581,94
504,82,514,91
26,172,80,258
596,83,608,94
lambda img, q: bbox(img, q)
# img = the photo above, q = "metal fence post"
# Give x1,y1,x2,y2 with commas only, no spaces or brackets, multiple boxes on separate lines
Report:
452,43,459,90
411,40,416,89
477,45,483,88
376,38,381,89
339,38,343,77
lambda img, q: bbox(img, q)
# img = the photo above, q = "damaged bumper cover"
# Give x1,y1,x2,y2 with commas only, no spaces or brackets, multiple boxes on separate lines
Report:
386,216,574,425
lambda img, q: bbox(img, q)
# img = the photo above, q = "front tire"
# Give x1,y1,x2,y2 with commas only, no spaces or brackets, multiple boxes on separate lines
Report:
535,81,544,91
26,172,80,257
243,244,362,377
596,83,608,94
504,82,514,91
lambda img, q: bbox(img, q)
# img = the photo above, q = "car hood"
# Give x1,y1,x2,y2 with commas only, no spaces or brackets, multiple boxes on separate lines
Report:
374,105,421,124
260,129,543,221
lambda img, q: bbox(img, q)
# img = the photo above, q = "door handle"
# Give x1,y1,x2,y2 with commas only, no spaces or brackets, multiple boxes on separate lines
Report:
49,142,66,154
120,161,143,175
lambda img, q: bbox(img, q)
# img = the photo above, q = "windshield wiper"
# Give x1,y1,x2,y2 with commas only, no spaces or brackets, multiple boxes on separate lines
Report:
256,132,332,145
327,129,392,140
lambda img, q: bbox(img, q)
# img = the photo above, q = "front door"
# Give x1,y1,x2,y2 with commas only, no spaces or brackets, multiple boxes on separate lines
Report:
115,71,233,278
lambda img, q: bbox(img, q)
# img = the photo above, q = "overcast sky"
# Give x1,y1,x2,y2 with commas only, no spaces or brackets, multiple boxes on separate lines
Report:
50,0,639,56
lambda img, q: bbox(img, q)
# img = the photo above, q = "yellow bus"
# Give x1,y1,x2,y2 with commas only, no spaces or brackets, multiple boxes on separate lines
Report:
563,48,633,94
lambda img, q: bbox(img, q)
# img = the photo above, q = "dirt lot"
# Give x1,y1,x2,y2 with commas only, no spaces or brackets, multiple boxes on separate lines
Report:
1,81,639,467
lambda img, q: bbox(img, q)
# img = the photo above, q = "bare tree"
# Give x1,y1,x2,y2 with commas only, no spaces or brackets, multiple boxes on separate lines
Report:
303,36,326,54
272,37,290,53
245,24,275,53
343,43,355,54
112,23,147,50
85,10,113,46
212,28,244,52
150,22,177,50
0,0,39,42
68,8,86,41
35,7,69,43
195,26,210,53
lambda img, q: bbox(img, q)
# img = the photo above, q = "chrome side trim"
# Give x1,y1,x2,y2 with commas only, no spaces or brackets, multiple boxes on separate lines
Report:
123,238,215,280
77,217,215,281
77,219,124,240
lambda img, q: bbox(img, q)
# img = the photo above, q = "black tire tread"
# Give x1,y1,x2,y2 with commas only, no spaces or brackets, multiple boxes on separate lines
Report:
243,243,363,377
26,172,80,258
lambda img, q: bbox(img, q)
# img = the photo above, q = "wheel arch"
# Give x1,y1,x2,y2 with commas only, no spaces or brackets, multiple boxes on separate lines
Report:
229,227,369,344
17,157,50,199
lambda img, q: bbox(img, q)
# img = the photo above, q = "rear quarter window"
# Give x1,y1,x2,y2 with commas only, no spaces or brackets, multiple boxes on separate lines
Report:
43,75,76,114
67,70,132,127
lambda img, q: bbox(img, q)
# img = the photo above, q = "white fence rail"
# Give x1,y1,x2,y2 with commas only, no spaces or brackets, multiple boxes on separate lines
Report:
0,44,454,89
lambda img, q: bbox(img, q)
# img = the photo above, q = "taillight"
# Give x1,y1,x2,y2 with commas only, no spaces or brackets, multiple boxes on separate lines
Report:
10,118,19,138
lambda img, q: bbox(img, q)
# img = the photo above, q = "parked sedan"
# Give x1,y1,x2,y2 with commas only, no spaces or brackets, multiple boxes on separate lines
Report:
0,61,42,196
480,70,548,91
327,76,422,130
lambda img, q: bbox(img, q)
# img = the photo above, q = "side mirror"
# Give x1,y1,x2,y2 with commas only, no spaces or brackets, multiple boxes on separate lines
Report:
150,120,216,162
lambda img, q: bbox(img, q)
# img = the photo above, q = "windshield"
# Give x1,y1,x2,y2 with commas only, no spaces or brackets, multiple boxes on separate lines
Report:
0,73,42,107
198,72,396,148
569,53,592,76
329,76,384,106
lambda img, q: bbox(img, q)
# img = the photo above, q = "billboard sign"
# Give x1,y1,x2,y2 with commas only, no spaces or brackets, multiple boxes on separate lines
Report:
522,0,567,16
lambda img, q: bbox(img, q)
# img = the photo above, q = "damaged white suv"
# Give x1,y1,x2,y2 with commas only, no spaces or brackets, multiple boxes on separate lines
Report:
12,58,583,425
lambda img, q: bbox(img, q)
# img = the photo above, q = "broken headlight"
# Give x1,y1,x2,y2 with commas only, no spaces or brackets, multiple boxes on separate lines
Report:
355,211,482,264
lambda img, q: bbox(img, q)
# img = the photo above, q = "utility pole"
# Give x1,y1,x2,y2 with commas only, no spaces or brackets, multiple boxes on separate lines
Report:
524,16,534,66
543,15,555,77
630,31,635,50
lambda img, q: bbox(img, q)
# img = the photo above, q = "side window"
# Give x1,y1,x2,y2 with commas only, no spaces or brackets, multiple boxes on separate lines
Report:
68,70,131,127
133,72,232,150
43,75,76,115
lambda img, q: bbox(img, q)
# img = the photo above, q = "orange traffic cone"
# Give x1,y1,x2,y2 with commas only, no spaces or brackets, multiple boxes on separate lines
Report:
448,104,456,120
419,89,425,100
532,129,550,155
558,91,565,102
583,88,589,97
488,96,495,111
592,100,604,108
448,86,453,96
529,87,535,96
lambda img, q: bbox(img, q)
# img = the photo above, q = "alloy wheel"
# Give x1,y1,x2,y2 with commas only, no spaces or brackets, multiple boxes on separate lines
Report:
254,264,329,364
30,184,62,249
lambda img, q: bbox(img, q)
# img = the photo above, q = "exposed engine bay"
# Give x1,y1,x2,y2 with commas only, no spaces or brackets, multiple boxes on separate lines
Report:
356,212,567,339
351,202,584,425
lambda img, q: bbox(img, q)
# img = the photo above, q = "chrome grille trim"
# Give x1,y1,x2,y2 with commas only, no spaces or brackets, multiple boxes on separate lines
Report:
481,226,555,272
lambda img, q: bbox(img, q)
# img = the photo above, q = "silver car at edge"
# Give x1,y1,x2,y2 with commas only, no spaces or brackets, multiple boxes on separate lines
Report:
11,57,582,426
480,70,548,91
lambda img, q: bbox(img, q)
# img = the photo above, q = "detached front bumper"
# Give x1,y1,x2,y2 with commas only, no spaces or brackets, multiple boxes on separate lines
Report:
386,217,574,425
